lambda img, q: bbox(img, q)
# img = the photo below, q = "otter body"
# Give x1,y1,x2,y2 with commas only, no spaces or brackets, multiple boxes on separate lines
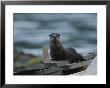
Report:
49,33,85,63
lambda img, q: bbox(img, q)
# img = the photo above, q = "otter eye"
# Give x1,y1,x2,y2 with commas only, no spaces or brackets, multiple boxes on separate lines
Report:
49,34,51,36
58,34,60,36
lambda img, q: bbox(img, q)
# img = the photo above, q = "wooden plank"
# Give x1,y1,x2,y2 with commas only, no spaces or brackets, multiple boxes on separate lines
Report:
70,59,93,69
71,57,97,75
14,48,96,75
60,59,93,70
14,64,47,73
62,66,87,75
14,60,93,75
44,60,70,68
14,58,94,72
36,60,93,75
35,66,61,75
44,59,93,70
82,52,96,60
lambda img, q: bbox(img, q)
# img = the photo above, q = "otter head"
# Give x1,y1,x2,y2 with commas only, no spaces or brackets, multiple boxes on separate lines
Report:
49,33,60,43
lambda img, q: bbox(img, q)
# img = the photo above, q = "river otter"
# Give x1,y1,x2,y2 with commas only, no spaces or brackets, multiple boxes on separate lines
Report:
49,33,85,63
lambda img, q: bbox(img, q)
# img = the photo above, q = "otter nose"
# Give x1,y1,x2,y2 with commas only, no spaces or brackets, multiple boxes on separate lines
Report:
53,36,56,38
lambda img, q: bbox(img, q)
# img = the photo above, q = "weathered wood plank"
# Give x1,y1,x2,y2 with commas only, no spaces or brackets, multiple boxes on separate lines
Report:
62,66,87,75
36,59,93,74
82,52,96,60
70,59,93,69
59,59,93,70
14,49,96,75
35,59,93,75
15,57,92,74
14,64,47,73
44,60,70,68
35,66,61,75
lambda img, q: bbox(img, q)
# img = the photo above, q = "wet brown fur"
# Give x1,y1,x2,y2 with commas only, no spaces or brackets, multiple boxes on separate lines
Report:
49,33,85,63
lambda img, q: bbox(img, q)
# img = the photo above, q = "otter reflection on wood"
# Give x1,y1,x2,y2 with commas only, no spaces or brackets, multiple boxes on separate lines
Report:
49,33,86,63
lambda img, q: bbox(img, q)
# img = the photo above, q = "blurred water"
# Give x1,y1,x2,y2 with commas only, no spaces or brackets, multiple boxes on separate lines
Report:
14,13,97,56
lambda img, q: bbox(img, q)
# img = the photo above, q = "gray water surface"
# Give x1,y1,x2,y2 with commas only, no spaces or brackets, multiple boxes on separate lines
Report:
14,13,97,56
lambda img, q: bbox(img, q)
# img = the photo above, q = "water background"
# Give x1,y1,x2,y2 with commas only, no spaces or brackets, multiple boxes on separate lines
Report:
14,13,97,56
